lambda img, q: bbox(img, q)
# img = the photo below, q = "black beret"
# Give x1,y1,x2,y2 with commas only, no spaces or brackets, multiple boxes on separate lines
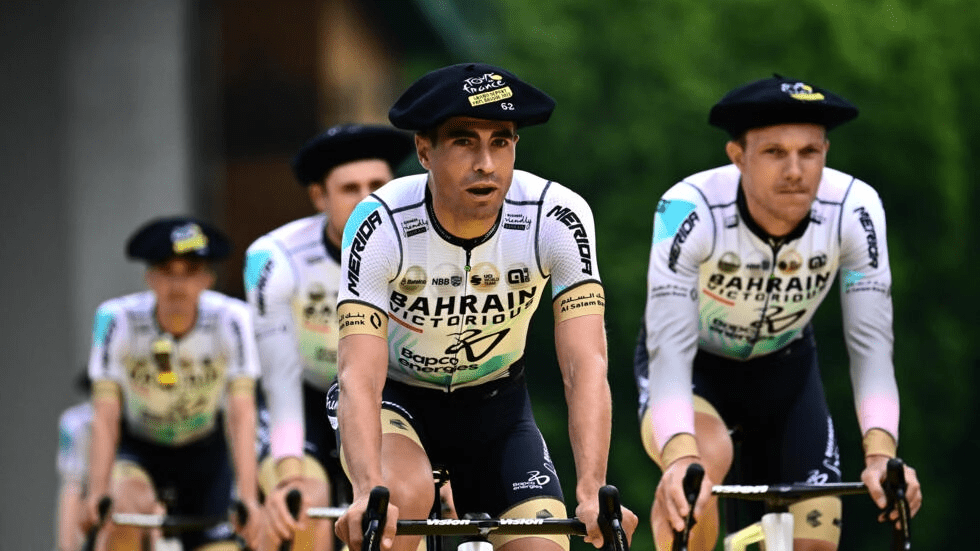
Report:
388,62,556,131
292,124,415,186
126,216,231,264
709,74,859,138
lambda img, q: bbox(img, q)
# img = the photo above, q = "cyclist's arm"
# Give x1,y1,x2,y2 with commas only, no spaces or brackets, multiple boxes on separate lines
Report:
85,384,120,523
57,479,84,551
244,240,306,479
555,311,612,544
643,184,712,463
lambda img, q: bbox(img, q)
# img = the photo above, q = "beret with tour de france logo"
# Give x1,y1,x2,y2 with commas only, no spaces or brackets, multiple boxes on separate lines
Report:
126,216,232,264
709,74,859,138
388,62,556,132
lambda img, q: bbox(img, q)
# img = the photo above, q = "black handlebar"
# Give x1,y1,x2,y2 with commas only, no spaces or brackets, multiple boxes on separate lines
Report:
671,463,704,551
359,484,629,551
884,457,911,551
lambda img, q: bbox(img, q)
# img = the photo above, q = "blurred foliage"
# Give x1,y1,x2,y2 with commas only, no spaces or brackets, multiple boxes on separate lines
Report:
408,0,979,549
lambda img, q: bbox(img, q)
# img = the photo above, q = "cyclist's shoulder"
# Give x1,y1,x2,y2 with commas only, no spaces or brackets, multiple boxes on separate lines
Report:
816,167,879,204
666,164,739,206
370,173,428,210
249,213,326,253
198,290,251,324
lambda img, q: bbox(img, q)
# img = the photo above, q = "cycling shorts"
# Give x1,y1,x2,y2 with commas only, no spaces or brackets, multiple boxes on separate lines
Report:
328,361,565,518
116,422,235,549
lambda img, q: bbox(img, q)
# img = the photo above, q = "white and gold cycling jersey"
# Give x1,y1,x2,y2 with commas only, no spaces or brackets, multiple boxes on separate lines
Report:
88,290,260,446
641,163,899,451
338,170,604,392
243,212,341,460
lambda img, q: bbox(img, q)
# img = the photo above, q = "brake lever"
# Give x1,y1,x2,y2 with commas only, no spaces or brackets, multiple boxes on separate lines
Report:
671,463,704,551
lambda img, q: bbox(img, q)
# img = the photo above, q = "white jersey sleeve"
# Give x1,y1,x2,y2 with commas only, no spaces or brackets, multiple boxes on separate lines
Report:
88,299,129,385
244,236,305,460
839,180,899,439
338,198,402,313
539,181,602,297
218,295,261,381
57,402,92,484
643,181,715,453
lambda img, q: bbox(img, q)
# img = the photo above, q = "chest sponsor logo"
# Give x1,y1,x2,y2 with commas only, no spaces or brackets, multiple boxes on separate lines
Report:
303,283,336,328
346,211,383,296
808,253,827,270
469,262,500,291
389,287,537,329
854,207,879,268
398,266,427,294
546,205,593,275
401,218,428,238
718,252,740,273
777,250,802,274
506,264,532,289
430,263,464,291
503,213,531,231
704,271,832,304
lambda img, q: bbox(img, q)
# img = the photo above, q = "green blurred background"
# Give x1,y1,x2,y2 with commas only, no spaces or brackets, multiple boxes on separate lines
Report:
421,1,979,549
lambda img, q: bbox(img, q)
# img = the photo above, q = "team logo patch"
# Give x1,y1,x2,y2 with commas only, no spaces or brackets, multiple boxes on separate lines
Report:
506,264,532,289
398,266,428,294
468,262,500,291
781,81,825,102
430,263,464,292
808,253,828,270
777,250,802,274
718,252,741,273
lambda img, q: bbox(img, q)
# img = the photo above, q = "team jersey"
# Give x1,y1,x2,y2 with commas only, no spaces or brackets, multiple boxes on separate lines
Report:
641,164,900,452
88,290,260,446
57,402,92,484
337,170,605,391
244,213,341,459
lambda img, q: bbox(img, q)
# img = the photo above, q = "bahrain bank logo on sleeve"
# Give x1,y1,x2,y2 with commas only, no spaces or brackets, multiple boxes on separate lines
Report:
343,201,384,297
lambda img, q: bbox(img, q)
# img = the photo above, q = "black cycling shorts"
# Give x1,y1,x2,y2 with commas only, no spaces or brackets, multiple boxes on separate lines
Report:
116,423,235,549
327,363,565,518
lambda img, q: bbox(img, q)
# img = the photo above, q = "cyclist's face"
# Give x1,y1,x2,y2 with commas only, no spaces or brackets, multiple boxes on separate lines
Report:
727,123,828,236
145,257,214,331
417,117,518,237
310,159,393,248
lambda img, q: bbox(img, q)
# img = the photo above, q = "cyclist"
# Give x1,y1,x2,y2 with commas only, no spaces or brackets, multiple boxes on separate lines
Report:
82,217,264,551
56,372,92,551
329,62,638,551
635,75,922,551
244,123,414,550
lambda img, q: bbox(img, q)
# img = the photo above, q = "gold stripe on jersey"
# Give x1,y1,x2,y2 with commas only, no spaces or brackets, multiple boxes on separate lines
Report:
92,380,121,402
338,301,388,339
227,376,255,396
553,281,605,323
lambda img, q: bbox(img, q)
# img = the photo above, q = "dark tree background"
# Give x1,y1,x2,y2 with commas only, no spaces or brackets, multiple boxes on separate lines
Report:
409,1,979,549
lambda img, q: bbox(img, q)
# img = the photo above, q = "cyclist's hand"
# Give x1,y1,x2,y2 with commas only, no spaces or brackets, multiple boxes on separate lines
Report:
335,492,398,551
234,498,265,551
862,455,922,523
265,478,305,543
656,457,711,532
79,493,108,533
576,497,639,548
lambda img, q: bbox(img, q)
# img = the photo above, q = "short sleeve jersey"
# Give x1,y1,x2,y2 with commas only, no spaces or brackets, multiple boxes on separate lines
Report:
338,170,604,392
243,213,341,459
88,290,260,446
641,164,899,449
57,402,92,484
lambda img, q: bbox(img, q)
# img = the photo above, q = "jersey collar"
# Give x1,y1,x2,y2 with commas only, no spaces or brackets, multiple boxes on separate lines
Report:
424,185,502,250
321,218,342,264
736,182,811,248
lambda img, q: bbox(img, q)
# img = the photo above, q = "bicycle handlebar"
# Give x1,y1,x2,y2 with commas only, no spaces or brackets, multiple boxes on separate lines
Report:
883,457,911,551
358,484,629,551
671,462,704,551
